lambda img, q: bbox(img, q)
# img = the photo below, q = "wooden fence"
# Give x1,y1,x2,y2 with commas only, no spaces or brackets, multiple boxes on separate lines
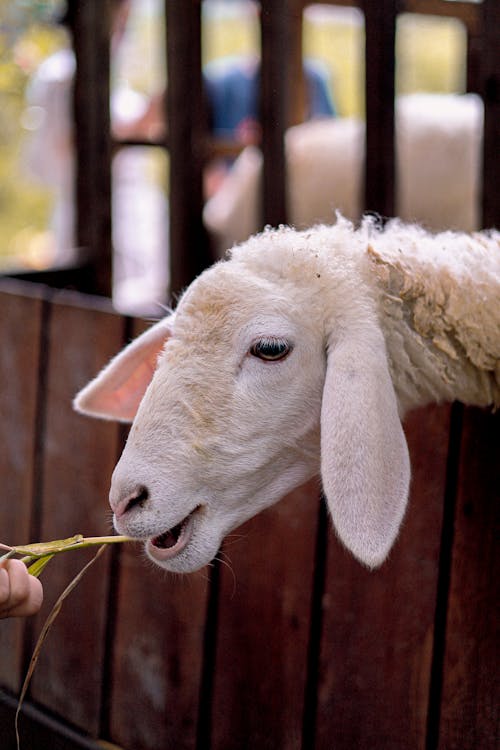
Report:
1,0,499,748
0,279,498,750
15,0,499,299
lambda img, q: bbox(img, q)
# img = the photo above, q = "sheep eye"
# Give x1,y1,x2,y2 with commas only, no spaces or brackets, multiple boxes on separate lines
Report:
250,338,291,361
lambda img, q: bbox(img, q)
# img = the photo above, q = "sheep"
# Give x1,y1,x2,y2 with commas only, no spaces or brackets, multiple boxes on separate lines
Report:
204,93,484,254
74,216,500,574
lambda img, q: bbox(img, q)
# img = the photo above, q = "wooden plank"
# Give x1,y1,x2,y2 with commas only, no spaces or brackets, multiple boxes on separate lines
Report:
288,1,307,127
106,318,210,750
71,0,113,295
480,0,500,228
438,408,499,750
315,404,451,749
165,0,211,296
260,0,293,227
0,691,104,750
107,540,210,750
0,282,45,694
363,0,397,217
210,479,320,749
29,293,125,735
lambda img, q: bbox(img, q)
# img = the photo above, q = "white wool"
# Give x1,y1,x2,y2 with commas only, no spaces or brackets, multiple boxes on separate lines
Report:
204,93,484,254
286,117,365,228
395,94,483,232
74,218,499,574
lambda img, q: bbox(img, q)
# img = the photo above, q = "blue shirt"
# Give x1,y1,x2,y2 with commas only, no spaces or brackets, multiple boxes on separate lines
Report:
204,56,336,139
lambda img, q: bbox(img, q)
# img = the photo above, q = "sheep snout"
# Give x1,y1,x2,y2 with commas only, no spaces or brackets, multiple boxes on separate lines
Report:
111,484,149,520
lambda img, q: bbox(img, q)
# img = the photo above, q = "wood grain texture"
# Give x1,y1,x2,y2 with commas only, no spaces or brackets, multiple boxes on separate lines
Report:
166,0,211,295
72,0,113,295
0,303,497,749
108,544,210,750
0,283,45,693
106,317,210,750
210,479,321,750
0,689,103,750
481,0,500,228
260,0,291,227
438,407,499,750
315,405,452,750
28,294,125,735
363,0,396,217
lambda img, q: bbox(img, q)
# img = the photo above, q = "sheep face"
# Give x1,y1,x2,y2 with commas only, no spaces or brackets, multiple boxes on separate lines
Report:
75,228,410,573
76,263,326,572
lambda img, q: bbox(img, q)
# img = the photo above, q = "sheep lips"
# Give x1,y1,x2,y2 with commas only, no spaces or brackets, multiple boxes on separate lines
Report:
147,506,201,561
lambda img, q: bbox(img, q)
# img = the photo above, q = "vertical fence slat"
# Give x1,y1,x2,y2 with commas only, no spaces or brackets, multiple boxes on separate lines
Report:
0,283,45,694
29,295,125,735
210,480,320,750
480,0,500,227
260,0,292,227
315,404,451,749
166,0,211,296
108,545,210,750
288,1,307,127
1,2,498,747
107,319,210,750
438,408,499,750
363,0,397,217
71,0,113,295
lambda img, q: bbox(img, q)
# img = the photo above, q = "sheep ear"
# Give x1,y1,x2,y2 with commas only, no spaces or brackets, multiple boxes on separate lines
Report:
320,326,410,568
73,316,174,423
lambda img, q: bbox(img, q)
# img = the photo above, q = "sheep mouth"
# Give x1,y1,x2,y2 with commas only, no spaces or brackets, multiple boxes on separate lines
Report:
147,506,202,561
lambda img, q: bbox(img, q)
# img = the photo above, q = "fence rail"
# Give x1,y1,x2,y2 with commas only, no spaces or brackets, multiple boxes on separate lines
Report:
0,279,498,749
1,0,499,747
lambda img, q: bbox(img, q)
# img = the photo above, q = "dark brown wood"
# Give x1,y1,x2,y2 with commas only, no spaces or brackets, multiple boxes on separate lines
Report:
210,479,320,750
315,405,451,750
402,0,480,35
288,2,307,127
70,0,113,296
165,0,211,297
480,0,500,228
438,408,499,750
108,541,210,750
260,0,292,228
0,690,104,750
7,265,96,294
0,282,45,693
363,0,397,218
28,293,125,735
106,318,210,750
1,1,499,745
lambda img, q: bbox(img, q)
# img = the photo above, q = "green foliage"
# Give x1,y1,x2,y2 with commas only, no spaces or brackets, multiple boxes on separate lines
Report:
0,4,66,265
0,4,467,268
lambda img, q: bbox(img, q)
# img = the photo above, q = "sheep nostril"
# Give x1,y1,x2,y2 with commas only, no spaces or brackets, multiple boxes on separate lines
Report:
121,485,149,516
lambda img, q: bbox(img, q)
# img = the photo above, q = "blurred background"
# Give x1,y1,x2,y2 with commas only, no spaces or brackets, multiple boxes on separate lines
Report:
0,0,471,311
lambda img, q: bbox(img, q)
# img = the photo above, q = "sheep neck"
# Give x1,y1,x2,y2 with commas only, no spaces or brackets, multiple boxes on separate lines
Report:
368,241,500,415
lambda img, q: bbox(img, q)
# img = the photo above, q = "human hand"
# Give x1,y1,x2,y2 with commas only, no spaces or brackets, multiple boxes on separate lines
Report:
0,559,43,618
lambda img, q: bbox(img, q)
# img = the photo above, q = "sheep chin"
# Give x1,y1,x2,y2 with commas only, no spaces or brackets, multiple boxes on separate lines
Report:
144,505,218,573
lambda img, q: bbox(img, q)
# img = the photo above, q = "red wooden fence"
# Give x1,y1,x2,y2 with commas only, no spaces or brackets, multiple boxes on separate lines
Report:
0,279,498,750
1,0,499,748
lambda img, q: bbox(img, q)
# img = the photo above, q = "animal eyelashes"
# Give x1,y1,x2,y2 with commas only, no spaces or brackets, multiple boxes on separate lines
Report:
74,217,500,573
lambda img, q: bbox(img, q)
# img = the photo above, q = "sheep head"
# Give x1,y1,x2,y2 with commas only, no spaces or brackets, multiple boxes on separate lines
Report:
74,227,410,572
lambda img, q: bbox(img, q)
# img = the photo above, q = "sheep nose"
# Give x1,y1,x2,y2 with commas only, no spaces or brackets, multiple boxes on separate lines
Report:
111,485,150,519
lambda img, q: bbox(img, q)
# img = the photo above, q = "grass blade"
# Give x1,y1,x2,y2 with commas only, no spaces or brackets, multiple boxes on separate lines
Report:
26,554,55,578
10,534,85,557
10,535,132,561
15,545,108,750
0,550,16,564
